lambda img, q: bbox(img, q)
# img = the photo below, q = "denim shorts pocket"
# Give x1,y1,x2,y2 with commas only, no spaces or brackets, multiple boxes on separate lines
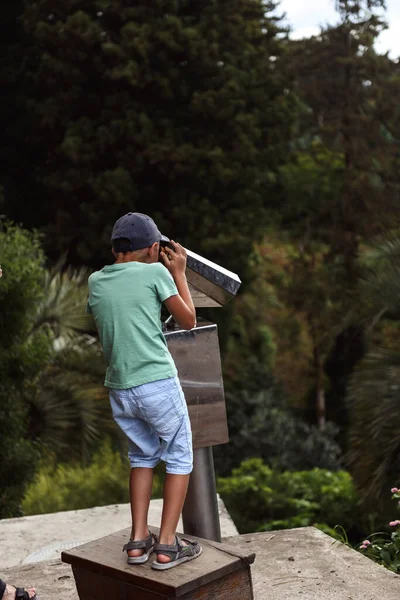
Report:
109,389,134,418
139,390,181,436
171,383,187,418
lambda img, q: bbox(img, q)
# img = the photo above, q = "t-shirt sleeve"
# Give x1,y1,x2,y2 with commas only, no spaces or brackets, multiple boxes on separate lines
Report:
155,264,179,302
86,299,92,314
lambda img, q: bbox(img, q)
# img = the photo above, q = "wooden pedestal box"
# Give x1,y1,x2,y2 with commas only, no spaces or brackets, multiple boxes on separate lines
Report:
62,527,255,600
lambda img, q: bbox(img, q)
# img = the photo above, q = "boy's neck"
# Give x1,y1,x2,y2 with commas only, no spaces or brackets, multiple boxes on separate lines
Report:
113,247,152,264
115,256,151,264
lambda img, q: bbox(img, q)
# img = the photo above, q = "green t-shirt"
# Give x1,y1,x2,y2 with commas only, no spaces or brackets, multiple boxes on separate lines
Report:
86,261,178,389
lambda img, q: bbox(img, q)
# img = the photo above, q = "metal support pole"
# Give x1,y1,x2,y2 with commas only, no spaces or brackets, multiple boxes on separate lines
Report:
182,446,222,542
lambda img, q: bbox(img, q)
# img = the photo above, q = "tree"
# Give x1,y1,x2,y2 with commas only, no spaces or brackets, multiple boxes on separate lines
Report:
347,235,400,519
0,2,45,230
24,265,116,462
275,0,400,432
0,223,50,518
284,0,399,268
279,150,352,429
18,0,298,277
0,223,120,517
224,232,351,429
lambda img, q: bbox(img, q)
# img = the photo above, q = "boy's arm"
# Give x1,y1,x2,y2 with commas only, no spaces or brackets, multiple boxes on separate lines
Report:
161,241,196,331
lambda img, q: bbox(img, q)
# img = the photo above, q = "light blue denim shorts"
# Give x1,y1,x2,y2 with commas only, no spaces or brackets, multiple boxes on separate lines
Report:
109,376,193,475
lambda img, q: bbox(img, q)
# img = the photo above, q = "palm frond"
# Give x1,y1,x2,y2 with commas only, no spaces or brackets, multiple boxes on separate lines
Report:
30,266,96,341
347,346,400,514
357,233,400,322
28,336,118,461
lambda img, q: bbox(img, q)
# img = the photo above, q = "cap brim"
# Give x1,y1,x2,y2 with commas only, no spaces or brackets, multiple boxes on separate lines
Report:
160,234,170,244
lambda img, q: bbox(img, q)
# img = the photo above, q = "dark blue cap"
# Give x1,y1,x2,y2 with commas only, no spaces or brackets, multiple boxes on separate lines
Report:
111,213,169,251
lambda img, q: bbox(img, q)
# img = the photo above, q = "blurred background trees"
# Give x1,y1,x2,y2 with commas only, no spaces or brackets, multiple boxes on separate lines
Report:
1,0,400,541
0,223,49,518
13,0,298,276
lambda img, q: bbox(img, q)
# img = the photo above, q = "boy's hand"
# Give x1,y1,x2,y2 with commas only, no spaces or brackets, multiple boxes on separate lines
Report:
160,241,187,278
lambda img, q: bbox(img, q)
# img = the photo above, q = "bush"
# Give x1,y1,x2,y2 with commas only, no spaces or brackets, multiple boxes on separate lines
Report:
0,222,51,518
358,488,400,574
217,458,359,538
22,441,163,515
214,387,342,476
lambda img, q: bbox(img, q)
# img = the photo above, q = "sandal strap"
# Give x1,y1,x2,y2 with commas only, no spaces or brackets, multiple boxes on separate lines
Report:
123,532,157,553
15,589,31,600
154,542,180,560
154,536,199,561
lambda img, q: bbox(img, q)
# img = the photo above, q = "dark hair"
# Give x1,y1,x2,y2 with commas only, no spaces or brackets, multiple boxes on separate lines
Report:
112,237,133,253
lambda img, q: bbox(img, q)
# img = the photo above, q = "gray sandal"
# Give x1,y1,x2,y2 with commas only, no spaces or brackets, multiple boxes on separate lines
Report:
152,536,202,570
123,531,158,564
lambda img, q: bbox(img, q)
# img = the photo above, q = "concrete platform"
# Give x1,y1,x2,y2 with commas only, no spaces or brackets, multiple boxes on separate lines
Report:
227,527,400,600
0,498,238,569
3,527,400,600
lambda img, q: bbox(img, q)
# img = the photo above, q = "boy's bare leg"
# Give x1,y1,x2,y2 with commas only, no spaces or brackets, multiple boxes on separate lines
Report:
128,467,154,558
157,473,190,564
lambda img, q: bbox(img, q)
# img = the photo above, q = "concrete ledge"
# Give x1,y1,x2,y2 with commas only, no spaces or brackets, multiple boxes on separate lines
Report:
0,498,238,569
2,560,76,600
226,527,400,600
3,522,400,599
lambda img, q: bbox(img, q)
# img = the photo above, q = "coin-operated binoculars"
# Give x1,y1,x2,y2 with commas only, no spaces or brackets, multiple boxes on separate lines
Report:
163,249,241,542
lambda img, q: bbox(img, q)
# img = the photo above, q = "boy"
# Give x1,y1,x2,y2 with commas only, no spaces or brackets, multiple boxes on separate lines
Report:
86,212,202,570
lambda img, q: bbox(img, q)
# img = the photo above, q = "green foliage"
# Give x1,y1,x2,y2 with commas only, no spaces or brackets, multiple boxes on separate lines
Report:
18,0,299,277
286,1,397,260
23,263,112,462
356,235,400,320
0,222,51,518
0,224,116,517
33,264,97,340
0,222,47,350
28,336,117,461
214,388,342,476
347,235,400,517
273,0,400,431
347,342,400,515
22,441,163,516
279,143,345,237
358,489,400,574
222,236,351,430
217,458,359,537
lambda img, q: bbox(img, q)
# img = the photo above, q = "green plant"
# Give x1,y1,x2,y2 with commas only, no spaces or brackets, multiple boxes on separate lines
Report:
0,221,116,517
214,387,342,477
28,335,115,461
24,262,115,462
217,458,359,538
22,440,163,515
347,235,400,517
358,488,400,573
0,222,51,518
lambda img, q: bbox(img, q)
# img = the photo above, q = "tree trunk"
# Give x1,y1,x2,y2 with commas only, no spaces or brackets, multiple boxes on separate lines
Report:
310,322,327,431
316,382,326,431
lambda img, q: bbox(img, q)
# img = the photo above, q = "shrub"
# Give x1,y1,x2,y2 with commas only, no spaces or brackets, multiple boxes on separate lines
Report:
358,487,400,573
22,441,163,515
0,222,50,518
214,387,342,476
217,458,359,537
